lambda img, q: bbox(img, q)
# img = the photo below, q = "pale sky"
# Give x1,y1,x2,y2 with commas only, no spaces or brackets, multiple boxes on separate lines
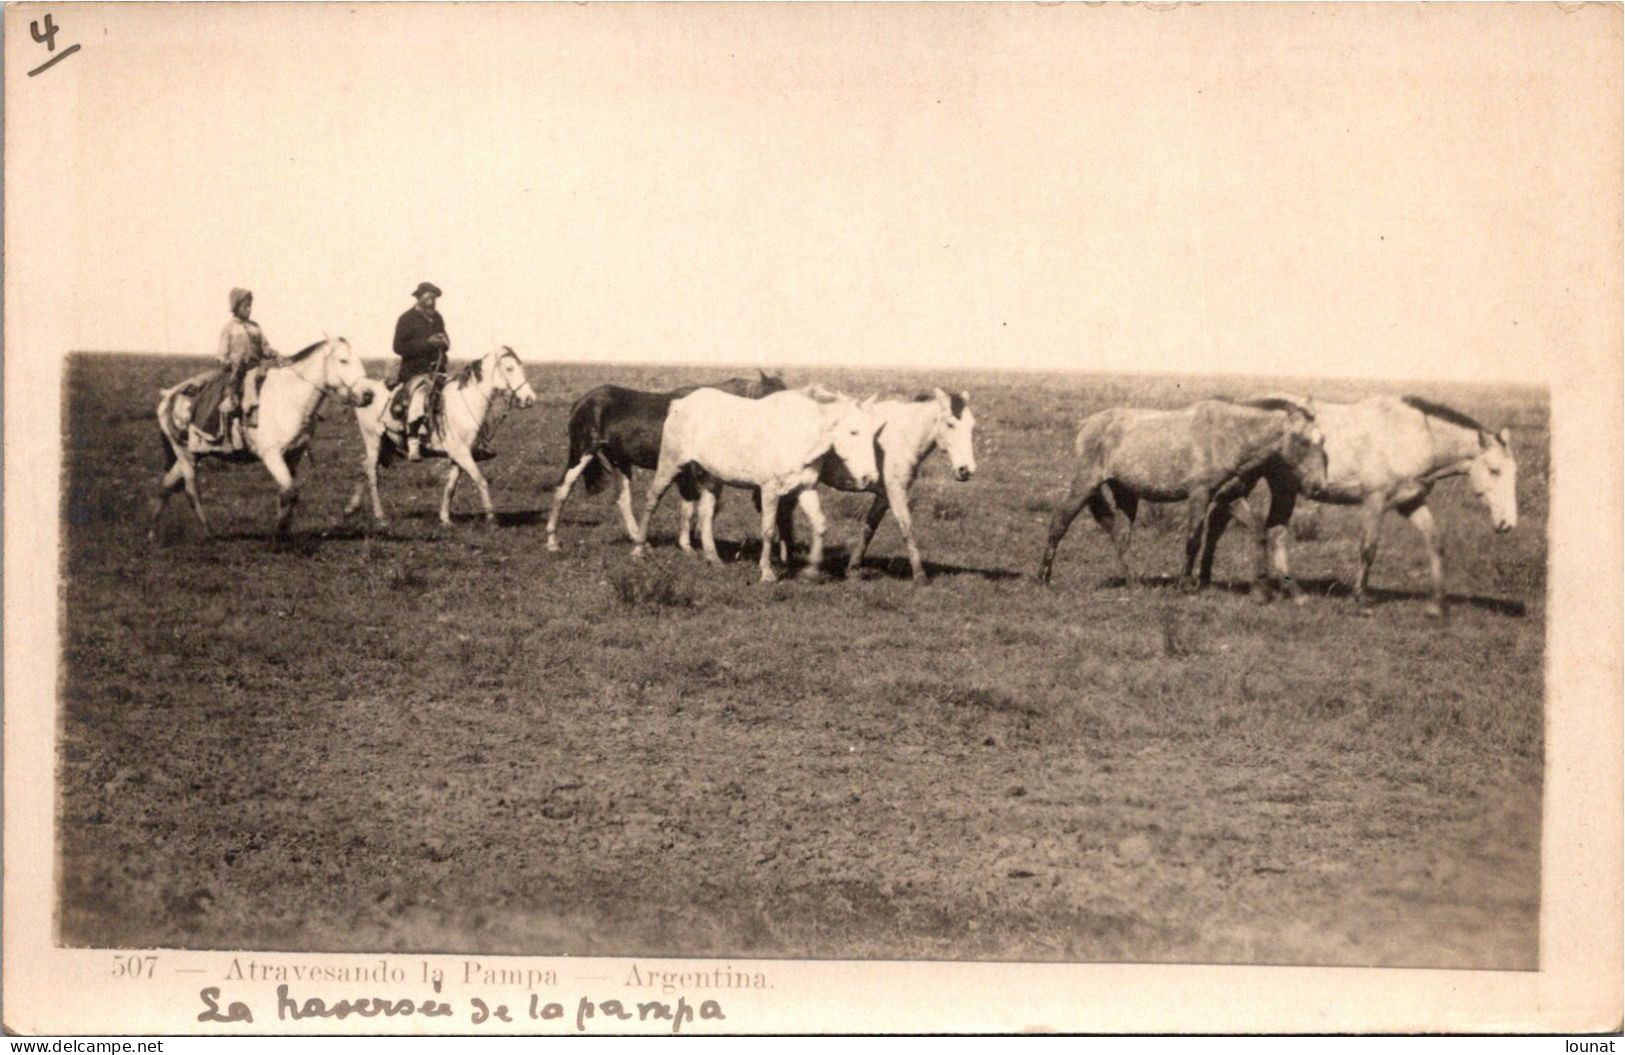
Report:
49,3,1623,382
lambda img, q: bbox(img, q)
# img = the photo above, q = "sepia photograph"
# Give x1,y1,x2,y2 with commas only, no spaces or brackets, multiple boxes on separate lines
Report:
4,1,1620,1035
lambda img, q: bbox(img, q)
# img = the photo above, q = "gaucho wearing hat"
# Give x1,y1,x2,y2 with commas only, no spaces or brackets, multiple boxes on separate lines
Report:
393,282,450,460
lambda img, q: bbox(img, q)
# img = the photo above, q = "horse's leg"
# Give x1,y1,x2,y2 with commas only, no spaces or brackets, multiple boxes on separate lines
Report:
881,477,927,582
846,492,891,576
262,450,299,540
1037,473,1101,585
796,489,829,580
149,460,187,539
775,493,796,565
631,457,680,558
674,470,698,558
697,481,725,565
447,448,495,525
347,430,388,526
545,454,592,552
1104,485,1139,588
614,465,641,543
439,463,463,524
1225,495,1271,602
1196,499,1233,588
1180,487,1215,592
1399,498,1447,618
1263,486,1303,604
756,484,782,583
1352,493,1387,615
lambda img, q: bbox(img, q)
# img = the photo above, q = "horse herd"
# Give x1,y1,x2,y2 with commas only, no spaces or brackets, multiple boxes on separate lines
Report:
148,339,1521,616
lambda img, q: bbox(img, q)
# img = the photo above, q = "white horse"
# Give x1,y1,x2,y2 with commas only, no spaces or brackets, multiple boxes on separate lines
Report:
768,388,977,581
631,386,881,582
345,346,537,527
1221,395,1518,617
150,337,372,540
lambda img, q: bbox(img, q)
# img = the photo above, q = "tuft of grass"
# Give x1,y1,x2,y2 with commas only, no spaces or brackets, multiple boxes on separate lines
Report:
387,565,430,593
608,563,696,609
1291,508,1323,542
1159,606,1203,657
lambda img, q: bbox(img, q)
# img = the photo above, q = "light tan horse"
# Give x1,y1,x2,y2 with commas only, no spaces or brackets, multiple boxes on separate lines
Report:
632,386,881,582
150,337,373,541
1037,397,1327,591
767,389,978,581
1217,395,1518,618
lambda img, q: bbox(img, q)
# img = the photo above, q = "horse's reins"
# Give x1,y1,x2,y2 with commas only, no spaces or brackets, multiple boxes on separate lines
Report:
448,352,526,453
278,340,367,408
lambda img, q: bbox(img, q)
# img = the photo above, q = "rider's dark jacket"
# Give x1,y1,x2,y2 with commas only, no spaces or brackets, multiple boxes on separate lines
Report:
392,307,448,384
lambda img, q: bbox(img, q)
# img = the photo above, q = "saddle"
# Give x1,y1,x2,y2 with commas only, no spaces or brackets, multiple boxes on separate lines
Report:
184,367,269,456
376,374,496,463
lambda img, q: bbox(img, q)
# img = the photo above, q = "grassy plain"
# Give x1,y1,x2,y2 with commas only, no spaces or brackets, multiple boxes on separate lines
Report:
59,353,1547,967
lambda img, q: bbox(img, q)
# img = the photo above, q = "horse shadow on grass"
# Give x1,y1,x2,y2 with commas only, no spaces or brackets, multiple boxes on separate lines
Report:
842,552,1024,583
1289,576,1529,618
1090,573,1527,617
619,536,1022,582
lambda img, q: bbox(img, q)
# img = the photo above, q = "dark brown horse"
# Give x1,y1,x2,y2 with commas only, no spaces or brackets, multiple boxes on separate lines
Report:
1036,397,1328,591
545,370,786,550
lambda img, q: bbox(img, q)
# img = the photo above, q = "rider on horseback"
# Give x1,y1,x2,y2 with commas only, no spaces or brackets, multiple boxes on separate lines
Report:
192,287,274,448
392,281,450,462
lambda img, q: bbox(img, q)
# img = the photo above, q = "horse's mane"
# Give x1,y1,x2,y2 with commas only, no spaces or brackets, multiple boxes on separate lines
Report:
911,390,969,419
456,358,484,385
1402,396,1487,434
283,339,330,364
1210,395,1315,420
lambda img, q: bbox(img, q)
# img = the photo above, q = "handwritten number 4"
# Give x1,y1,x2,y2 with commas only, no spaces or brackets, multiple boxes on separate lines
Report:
31,14,59,50
26,14,79,77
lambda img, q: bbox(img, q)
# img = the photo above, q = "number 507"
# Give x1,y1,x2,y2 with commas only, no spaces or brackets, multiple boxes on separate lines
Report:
112,955,157,978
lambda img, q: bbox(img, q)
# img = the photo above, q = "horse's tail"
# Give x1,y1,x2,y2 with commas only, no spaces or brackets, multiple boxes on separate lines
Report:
158,424,177,471
155,392,180,471
561,394,610,494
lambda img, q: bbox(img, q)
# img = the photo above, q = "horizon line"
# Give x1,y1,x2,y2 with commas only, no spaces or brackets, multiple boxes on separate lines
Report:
64,348,1550,393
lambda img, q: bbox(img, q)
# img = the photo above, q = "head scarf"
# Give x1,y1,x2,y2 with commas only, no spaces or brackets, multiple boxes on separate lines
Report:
230,288,252,312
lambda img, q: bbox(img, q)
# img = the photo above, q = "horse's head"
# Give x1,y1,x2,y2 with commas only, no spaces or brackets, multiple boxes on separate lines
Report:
753,369,788,398
320,337,373,407
827,394,881,490
928,388,977,482
1468,427,1518,533
495,346,537,408
1279,404,1328,494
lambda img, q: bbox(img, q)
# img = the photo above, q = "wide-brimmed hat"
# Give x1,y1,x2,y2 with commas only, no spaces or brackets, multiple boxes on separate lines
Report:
412,282,443,298
229,287,252,311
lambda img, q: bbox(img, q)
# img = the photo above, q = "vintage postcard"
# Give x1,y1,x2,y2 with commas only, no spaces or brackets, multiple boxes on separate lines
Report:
4,1,1620,1036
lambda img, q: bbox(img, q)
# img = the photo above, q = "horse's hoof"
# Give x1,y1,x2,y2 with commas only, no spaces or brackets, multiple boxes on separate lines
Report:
1424,603,1447,620
631,547,647,562
545,540,561,553
801,570,828,584
1354,603,1374,619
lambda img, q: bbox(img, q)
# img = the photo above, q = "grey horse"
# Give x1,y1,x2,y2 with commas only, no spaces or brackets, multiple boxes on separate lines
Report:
1036,397,1328,591
1211,395,1518,617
